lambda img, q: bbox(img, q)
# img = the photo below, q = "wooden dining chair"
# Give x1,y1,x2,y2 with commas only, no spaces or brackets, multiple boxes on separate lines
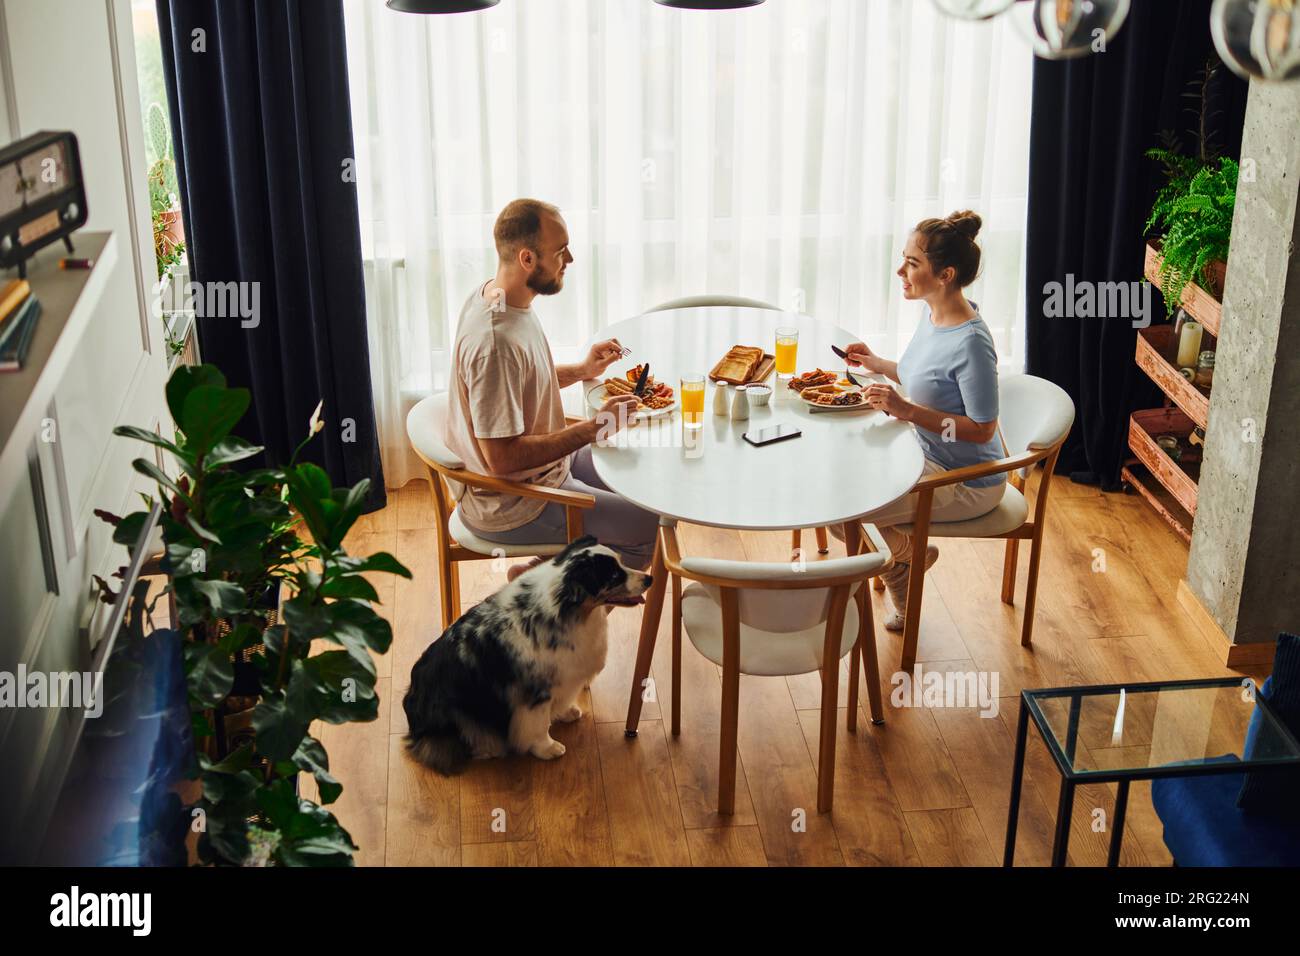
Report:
660,520,894,814
406,393,596,630
892,373,1075,670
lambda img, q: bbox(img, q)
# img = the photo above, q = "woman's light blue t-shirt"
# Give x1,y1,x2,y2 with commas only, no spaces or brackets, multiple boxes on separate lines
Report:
896,304,1005,489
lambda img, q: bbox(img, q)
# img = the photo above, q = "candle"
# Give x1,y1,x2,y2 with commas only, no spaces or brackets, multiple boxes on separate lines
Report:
1176,320,1203,368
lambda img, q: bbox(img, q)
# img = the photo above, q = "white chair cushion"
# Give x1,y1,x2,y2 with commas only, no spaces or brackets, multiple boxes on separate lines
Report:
999,373,1076,454
407,393,468,500
680,552,890,631
898,482,1028,539
448,508,568,558
680,583,860,677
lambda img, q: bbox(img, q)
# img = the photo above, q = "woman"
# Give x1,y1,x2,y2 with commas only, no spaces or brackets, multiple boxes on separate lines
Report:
840,210,1005,631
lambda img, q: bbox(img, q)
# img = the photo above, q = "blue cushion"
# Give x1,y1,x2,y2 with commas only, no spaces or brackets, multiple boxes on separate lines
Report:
1152,756,1300,867
1237,633,1300,814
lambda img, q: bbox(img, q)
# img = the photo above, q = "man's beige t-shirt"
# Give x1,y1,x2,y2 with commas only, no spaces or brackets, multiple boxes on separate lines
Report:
444,283,571,532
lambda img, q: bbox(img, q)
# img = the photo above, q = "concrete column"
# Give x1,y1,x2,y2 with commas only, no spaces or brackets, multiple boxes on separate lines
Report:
1185,78,1300,660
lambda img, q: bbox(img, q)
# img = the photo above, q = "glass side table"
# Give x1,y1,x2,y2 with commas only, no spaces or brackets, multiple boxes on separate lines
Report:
1004,677,1300,867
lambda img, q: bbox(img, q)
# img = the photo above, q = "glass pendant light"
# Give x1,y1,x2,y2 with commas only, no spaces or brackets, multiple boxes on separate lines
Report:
1010,0,1132,59
931,0,1017,21
386,0,500,13
1211,0,1300,81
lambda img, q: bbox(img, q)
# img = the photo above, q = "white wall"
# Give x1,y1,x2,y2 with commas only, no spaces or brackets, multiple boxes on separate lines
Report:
0,0,169,861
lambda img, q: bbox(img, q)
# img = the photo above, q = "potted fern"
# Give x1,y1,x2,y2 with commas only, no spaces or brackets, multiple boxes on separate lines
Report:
1144,58,1239,305
1144,149,1236,304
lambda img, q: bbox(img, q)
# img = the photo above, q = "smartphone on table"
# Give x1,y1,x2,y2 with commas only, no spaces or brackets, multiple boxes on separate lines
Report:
743,424,803,448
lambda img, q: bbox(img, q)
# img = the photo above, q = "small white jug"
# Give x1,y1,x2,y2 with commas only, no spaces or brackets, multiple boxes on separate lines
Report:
713,382,730,416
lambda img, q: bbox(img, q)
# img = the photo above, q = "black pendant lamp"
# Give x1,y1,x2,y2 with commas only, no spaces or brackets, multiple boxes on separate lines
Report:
653,1,766,8
386,0,499,13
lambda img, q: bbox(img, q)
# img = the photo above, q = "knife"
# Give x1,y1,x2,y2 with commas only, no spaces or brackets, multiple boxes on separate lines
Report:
632,363,651,398
831,345,871,389
830,344,890,414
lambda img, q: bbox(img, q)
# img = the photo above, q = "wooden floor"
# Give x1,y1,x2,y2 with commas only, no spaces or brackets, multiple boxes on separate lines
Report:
303,471,1265,867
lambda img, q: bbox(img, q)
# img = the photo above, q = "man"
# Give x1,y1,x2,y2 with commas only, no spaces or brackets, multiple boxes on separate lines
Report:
444,198,659,575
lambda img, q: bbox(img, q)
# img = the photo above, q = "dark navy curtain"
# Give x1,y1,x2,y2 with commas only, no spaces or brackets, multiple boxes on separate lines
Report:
1024,0,1247,488
157,0,385,512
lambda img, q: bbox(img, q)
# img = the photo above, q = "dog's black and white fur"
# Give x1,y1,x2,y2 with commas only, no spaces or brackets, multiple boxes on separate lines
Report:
403,536,652,775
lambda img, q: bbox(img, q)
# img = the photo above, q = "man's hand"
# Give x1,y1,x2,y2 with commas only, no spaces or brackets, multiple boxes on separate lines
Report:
593,394,639,441
583,339,625,379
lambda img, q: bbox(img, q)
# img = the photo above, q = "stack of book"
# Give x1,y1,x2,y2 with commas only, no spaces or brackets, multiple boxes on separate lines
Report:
0,279,41,372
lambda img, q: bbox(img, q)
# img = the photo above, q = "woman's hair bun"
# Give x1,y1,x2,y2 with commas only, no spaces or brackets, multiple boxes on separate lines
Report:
945,210,982,241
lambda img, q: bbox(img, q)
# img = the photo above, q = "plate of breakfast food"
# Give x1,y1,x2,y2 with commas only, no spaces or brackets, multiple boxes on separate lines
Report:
788,368,868,410
586,364,678,418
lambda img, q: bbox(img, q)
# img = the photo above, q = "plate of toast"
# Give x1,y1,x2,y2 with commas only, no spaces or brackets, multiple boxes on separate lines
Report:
586,364,678,419
709,345,775,386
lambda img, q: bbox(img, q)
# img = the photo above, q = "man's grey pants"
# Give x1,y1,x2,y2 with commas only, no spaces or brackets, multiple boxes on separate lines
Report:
463,446,660,570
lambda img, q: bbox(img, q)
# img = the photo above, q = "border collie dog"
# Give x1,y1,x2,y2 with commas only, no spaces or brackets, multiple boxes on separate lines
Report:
403,536,652,775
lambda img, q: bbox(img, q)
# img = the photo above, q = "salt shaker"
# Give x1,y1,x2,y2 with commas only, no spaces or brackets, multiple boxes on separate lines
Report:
730,385,750,421
713,382,730,416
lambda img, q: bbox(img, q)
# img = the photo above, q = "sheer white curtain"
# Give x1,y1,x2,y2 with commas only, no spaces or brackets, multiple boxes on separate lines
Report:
344,0,1033,488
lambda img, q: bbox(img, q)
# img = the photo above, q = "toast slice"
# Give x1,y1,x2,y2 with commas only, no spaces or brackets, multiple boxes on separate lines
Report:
711,345,764,385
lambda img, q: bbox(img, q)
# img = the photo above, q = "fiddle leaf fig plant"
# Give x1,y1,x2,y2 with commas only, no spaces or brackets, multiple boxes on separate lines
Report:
102,364,410,866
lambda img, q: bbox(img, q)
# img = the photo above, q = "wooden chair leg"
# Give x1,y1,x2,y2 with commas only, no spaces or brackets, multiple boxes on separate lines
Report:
671,574,682,738
565,505,584,542
790,528,802,559
844,520,884,724
900,490,933,672
1001,538,1019,605
859,579,884,725
817,586,850,813
1022,532,1044,648
435,537,455,631
448,562,462,623
844,523,860,733
847,638,860,733
718,588,741,815
815,526,829,554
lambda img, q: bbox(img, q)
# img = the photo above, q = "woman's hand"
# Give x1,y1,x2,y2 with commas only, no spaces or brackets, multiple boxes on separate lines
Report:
843,342,876,370
864,383,910,419
844,342,899,383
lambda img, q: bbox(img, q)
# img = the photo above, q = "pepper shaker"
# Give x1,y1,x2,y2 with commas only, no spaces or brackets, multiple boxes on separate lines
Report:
730,385,750,421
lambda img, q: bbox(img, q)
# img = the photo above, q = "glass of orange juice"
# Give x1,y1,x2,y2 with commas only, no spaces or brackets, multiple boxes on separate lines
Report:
775,327,799,378
680,374,705,428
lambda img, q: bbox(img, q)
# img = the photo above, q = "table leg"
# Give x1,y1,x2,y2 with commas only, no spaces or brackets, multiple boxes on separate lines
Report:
1051,777,1075,868
1107,779,1130,868
624,530,669,737
1003,696,1029,867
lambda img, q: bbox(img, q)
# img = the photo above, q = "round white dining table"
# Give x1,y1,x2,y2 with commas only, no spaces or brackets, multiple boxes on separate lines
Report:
576,306,925,736
584,306,924,529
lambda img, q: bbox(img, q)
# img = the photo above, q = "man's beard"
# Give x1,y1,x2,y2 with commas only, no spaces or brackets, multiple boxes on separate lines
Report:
527,268,564,297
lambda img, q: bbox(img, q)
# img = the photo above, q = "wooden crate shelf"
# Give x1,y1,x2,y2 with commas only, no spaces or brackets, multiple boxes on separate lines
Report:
1145,241,1223,338
1135,325,1212,429
1128,407,1201,517
1121,461,1194,544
